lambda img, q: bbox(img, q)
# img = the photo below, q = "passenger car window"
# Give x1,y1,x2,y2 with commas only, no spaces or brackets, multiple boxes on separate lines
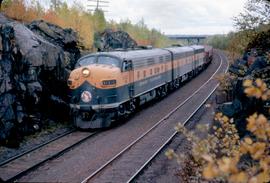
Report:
98,56,120,67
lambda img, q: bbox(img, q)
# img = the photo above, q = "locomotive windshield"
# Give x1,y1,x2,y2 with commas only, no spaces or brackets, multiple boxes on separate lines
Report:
77,56,120,68
77,56,96,67
98,56,120,67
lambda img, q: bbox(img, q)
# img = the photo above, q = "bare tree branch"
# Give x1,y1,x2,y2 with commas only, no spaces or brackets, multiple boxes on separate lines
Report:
234,0,270,30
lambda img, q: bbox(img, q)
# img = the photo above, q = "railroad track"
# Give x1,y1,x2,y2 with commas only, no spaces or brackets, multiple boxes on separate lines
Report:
80,51,228,183
128,51,229,182
0,129,75,167
0,130,99,182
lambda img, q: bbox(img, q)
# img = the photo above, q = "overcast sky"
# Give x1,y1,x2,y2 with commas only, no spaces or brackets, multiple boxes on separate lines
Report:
86,0,248,35
45,0,248,35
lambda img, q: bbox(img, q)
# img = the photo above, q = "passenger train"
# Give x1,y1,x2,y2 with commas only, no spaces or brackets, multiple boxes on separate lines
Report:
68,45,213,129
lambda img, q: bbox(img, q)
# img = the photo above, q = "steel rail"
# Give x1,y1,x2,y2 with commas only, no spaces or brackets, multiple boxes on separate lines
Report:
0,129,75,167
81,51,224,183
3,131,100,182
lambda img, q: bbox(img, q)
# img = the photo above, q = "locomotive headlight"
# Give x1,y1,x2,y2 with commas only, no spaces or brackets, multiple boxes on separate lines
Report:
82,68,90,77
81,91,92,103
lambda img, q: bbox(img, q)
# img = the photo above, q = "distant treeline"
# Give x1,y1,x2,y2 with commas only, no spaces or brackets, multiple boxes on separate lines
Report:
206,0,270,54
1,0,174,50
205,24,270,54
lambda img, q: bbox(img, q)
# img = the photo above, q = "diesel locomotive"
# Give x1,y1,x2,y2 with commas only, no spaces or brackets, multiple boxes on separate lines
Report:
68,45,213,129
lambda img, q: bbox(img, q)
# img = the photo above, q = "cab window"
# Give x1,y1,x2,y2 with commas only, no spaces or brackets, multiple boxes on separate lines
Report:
77,56,96,67
98,56,120,67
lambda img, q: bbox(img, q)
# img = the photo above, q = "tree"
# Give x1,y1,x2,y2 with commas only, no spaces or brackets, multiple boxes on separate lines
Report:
2,0,13,10
50,0,62,11
0,0,3,9
93,9,106,32
234,0,270,30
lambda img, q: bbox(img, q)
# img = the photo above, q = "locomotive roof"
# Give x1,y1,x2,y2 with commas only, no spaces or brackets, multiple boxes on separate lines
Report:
80,48,170,61
78,45,205,67
165,46,194,54
189,45,205,50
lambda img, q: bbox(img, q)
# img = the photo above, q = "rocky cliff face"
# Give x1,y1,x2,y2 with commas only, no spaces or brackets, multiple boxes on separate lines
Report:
218,28,270,138
0,14,81,147
94,29,138,51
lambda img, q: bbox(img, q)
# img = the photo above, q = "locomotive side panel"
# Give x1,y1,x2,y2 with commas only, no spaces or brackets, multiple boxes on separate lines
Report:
131,53,172,97
190,45,205,73
195,50,205,69
185,51,195,76
165,47,194,81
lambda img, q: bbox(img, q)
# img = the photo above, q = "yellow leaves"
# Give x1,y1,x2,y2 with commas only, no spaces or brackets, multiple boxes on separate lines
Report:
165,149,175,160
259,157,270,172
247,113,270,140
203,156,240,181
244,137,253,145
243,79,270,100
171,108,270,183
216,73,235,92
202,154,213,162
215,113,230,125
228,172,248,183
215,112,223,121
240,137,266,160
249,172,270,183
171,78,270,183
243,79,253,87
192,139,211,159
222,116,229,123
246,113,258,132
240,139,251,154
244,87,262,98
249,142,266,160
174,123,185,132
201,111,270,182
255,79,264,88
203,163,219,179
217,157,239,174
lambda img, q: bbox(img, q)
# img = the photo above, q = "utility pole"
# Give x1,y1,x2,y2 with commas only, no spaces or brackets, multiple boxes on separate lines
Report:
87,0,109,12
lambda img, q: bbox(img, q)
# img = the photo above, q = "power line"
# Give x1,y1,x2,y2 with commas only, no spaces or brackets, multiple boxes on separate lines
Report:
87,0,109,12
87,5,109,8
88,0,109,3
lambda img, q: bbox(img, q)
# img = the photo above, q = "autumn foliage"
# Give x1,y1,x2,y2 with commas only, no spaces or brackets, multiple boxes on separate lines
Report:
1,0,171,50
167,79,270,183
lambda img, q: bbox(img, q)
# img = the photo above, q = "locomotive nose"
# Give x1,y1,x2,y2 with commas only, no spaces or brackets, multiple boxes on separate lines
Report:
68,64,120,90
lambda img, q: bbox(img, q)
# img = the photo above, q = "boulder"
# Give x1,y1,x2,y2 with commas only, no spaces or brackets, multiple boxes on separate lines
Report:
94,29,137,51
219,53,270,138
0,13,81,147
28,20,81,69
